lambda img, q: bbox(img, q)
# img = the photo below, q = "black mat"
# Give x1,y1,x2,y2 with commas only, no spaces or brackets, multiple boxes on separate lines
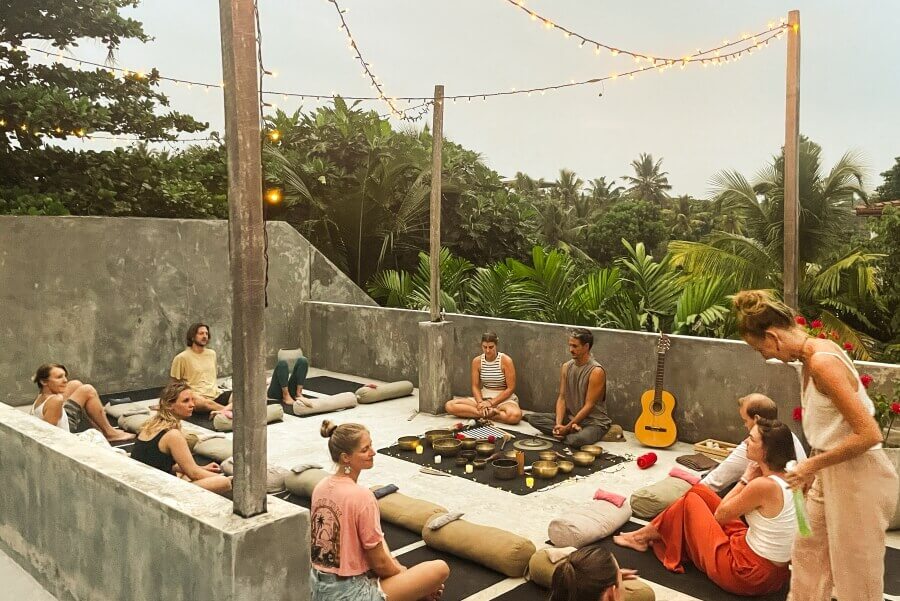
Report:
304,376,365,396
493,581,547,601
394,544,507,601
885,546,900,595
378,428,628,496
284,494,422,551
100,386,164,403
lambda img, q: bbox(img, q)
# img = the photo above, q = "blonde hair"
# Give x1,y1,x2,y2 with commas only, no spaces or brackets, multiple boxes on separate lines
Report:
732,289,796,339
320,420,369,463
141,379,189,436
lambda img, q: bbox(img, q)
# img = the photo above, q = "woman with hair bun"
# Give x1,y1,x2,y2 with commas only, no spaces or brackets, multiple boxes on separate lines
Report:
310,420,449,601
550,546,646,601
732,289,896,601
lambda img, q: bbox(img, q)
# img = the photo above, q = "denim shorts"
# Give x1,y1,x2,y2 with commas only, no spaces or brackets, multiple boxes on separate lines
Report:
311,569,386,601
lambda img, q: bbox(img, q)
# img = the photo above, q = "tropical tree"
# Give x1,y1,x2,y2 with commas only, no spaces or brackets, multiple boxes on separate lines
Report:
586,177,624,206
623,153,672,204
662,195,711,241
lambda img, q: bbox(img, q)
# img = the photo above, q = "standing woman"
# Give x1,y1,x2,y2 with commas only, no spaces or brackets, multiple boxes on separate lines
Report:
733,289,897,601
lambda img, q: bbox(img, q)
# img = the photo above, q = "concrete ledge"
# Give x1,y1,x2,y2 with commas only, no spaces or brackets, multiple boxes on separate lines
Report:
0,404,310,601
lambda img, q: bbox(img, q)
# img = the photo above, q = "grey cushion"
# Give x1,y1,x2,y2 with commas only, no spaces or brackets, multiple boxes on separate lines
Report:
118,413,151,433
355,381,414,404
630,476,692,519
292,392,357,417
105,401,152,421
284,468,330,498
220,458,288,494
277,348,305,374
193,437,234,462
548,501,632,548
213,404,283,432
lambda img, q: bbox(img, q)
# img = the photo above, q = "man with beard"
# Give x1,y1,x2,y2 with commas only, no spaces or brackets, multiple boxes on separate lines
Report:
170,322,232,413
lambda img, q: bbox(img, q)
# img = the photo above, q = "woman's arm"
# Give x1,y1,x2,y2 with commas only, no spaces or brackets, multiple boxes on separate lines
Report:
488,355,516,406
41,395,65,426
714,477,770,524
471,356,484,403
162,430,220,480
363,541,403,578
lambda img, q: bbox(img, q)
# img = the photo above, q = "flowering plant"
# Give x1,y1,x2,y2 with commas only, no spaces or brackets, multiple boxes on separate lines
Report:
872,383,900,448
795,315,855,353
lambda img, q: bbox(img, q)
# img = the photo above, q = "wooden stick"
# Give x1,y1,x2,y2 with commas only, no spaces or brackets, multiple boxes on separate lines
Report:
783,10,801,309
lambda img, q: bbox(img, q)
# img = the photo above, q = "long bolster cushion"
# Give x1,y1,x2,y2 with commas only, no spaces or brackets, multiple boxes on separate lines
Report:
630,476,693,519
213,403,283,432
284,468,331,498
373,489,447,533
355,381,414,404
105,401,153,421
193,437,234,463
528,549,656,600
118,413,151,433
548,500,633,548
221,458,288,494
422,515,537,578
292,392,357,417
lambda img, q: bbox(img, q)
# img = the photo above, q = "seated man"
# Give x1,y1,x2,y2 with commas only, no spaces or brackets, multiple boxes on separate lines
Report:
444,331,522,425
170,322,231,414
524,328,611,446
701,393,807,493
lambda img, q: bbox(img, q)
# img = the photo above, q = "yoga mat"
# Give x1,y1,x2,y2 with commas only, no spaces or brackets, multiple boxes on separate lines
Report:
100,386,164,403
378,427,628,496
304,376,365,396
492,581,546,601
885,546,900,595
284,494,422,551
394,544,507,600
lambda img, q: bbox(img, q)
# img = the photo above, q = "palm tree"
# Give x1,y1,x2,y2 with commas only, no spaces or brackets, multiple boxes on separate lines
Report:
586,177,624,209
553,169,584,207
662,195,711,241
623,153,672,205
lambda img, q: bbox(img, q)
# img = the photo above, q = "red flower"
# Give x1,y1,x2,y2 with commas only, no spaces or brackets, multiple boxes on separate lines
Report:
892,403,900,415
811,319,823,329
795,316,807,326
455,432,465,440
843,342,854,351
830,331,839,340
792,406,803,421
487,435,496,443
817,332,827,339
860,374,873,389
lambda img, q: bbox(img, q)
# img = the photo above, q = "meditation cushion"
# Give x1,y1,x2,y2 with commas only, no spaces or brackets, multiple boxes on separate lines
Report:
422,515,536,578
213,404,284,432
528,549,656,600
105,401,151,421
292,392,357,417
374,489,447,533
602,424,625,442
118,413,151,433
622,580,656,601
277,347,305,374
220,458,288,494
193,437,234,462
355,381,414,404
284,468,330,498
630,476,692,519
548,501,632,548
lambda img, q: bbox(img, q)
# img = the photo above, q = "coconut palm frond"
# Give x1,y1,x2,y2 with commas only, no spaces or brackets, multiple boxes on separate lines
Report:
668,234,775,291
815,309,875,361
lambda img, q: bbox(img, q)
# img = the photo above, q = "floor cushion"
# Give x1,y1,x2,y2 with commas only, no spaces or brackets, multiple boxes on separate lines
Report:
422,515,536,578
548,500,632,548
105,401,152,421
602,424,625,442
285,468,330,498
356,381,414,404
529,549,655,600
630,476,692,519
193,437,234,462
220,458,288,494
118,413,151,433
292,392,357,417
375,490,447,533
213,403,283,432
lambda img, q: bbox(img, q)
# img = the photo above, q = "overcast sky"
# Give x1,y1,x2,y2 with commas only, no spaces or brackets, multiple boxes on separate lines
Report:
44,0,900,197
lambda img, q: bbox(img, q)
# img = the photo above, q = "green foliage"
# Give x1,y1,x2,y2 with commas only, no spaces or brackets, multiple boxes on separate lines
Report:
584,199,668,265
623,153,672,204
875,157,900,202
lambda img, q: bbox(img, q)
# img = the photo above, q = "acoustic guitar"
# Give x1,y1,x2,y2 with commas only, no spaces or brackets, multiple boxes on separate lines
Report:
634,334,677,448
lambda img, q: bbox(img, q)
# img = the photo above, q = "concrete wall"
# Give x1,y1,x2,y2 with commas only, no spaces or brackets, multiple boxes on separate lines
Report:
306,301,900,445
0,216,374,406
0,404,310,601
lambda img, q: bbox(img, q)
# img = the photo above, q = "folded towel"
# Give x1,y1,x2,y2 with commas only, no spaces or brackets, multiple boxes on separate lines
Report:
593,489,627,507
669,466,701,485
196,432,226,442
544,546,578,564
291,463,323,474
426,511,464,530
372,484,399,499
676,453,719,472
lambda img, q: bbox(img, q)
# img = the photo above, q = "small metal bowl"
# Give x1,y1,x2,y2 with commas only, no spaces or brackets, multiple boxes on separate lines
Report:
558,460,575,474
459,450,477,462
455,455,469,466
460,438,478,450
503,450,517,459
398,435,420,451
475,442,496,457
538,450,559,462
581,444,603,456
492,458,518,480
433,437,461,456
532,460,559,479
473,458,487,469
425,429,453,447
571,451,595,467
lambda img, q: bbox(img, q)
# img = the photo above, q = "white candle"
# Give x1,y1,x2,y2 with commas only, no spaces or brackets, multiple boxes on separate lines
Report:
465,464,474,474
434,455,442,464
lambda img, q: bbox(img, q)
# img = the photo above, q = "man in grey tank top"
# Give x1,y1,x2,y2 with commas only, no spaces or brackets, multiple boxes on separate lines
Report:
524,328,612,446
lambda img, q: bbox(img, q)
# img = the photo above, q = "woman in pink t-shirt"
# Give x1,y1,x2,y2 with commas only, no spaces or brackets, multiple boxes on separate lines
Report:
310,420,449,601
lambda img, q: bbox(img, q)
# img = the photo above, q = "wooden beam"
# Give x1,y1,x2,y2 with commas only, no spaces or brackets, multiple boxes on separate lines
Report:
783,10,801,309
429,85,445,322
218,0,267,517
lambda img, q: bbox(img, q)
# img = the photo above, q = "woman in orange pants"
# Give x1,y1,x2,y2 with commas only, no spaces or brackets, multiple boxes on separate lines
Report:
616,418,797,596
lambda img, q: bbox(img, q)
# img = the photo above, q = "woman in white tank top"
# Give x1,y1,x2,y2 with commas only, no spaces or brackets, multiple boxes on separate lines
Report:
733,290,897,601
444,332,522,424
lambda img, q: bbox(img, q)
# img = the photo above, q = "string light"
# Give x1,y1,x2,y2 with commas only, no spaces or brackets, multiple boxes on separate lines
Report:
265,187,283,205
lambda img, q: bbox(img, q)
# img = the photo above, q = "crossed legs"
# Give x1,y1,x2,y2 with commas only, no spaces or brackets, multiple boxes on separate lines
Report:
380,559,449,601
63,380,135,442
444,397,522,424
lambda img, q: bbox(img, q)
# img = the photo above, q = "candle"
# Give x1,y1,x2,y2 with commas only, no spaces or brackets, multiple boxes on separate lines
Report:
434,455,442,464
415,445,424,455
465,464,474,474
525,476,534,488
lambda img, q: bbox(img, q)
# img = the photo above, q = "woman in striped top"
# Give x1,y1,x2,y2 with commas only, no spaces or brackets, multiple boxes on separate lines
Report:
445,332,522,424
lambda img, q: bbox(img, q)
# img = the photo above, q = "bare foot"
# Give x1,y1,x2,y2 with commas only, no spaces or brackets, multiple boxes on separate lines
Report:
296,386,303,398
106,430,136,443
282,392,294,405
614,532,649,553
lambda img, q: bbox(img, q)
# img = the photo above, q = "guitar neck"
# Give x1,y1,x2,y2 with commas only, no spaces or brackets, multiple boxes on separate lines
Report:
653,351,666,402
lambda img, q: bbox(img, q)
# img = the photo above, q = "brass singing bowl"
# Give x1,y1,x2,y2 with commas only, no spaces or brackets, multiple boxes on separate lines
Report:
433,437,462,456
424,429,453,447
459,450,477,462
492,458,518,480
476,442,496,457
571,451,596,467
454,455,469,466
558,459,575,473
473,458,487,469
398,435,420,451
459,438,478,450
581,444,603,456
503,450,518,459
538,450,560,462
532,460,559,479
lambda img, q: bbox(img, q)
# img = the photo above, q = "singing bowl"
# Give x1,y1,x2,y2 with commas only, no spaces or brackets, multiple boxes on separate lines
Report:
571,451,596,467
538,450,560,462
473,458,487,469
492,458,518,480
455,455,469,466
581,444,603,456
459,450,477,462
532,460,559,479
460,438,478,450
424,429,453,447
475,442,496,457
557,459,575,474
503,450,518,459
398,436,420,451
433,437,462,456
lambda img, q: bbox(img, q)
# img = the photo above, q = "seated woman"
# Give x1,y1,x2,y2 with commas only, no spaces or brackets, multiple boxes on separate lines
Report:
550,545,650,601
445,331,522,424
131,379,232,495
311,419,449,601
615,418,797,596
31,363,135,443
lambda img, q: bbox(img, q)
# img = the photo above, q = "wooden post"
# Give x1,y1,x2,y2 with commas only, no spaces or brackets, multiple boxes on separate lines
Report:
429,85,445,322
218,0,267,517
783,10,801,309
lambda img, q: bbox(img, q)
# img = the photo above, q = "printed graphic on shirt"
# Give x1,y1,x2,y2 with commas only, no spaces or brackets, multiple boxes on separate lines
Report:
311,499,342,568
